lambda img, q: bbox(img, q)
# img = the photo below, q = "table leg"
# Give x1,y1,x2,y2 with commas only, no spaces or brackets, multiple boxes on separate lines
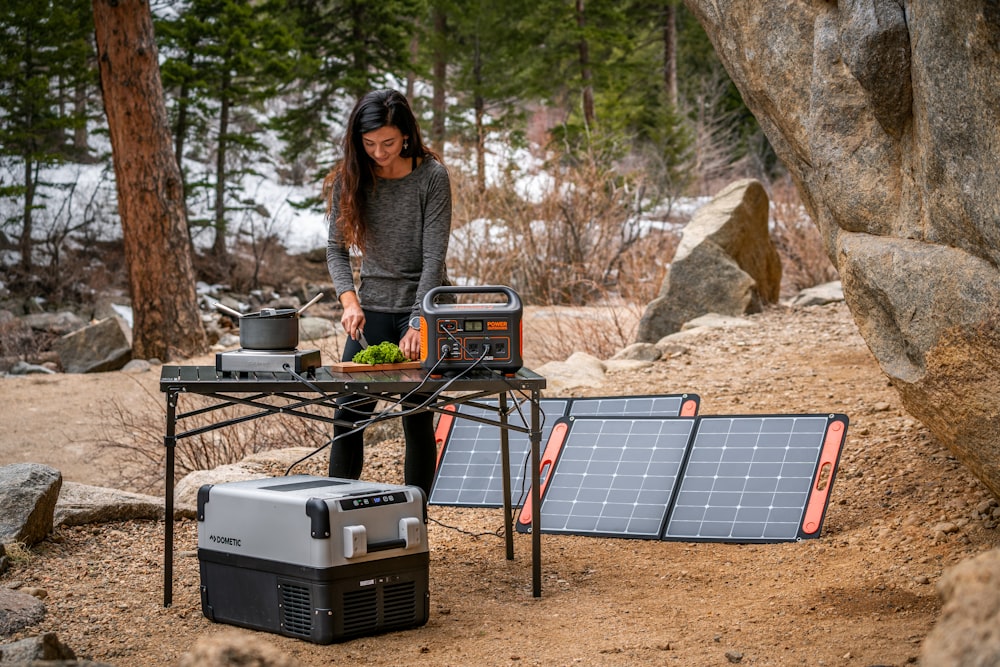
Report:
531,389,542,597
163,390,177,607
498,392,514,561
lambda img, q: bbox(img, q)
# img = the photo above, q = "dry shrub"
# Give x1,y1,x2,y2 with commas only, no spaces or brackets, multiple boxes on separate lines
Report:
193,237,328,295
450,146,677,293
447,139,681,359
97,391,336,494
0,317,39,359
95,367,411,493
2,237,126,313
770,177,839,297
523,302,643,364
3,541,34,566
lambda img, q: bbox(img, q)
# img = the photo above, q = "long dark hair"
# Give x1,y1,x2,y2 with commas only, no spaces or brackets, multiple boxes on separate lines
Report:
322,89,439,251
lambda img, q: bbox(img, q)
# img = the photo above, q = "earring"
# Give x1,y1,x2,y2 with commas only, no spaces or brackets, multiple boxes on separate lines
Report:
403,140,409,151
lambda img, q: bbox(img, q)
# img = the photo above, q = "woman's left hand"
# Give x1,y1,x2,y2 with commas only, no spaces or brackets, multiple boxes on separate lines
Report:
400,327,422,361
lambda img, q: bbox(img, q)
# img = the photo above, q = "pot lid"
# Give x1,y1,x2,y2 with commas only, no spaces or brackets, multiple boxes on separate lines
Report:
242,307,299,319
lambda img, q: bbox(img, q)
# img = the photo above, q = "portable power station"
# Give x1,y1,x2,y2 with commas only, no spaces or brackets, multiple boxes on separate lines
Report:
418,285,523,376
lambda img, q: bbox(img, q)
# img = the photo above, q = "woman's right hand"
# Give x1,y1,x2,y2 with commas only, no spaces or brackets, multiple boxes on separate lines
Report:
339,292,365,341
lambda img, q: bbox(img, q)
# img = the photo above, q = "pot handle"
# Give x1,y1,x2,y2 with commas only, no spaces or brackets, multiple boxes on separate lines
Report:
298,292,324,315
212,302,244,318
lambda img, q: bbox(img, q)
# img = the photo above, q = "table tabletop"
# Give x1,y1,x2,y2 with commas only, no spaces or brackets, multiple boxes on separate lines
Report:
160,365,546,394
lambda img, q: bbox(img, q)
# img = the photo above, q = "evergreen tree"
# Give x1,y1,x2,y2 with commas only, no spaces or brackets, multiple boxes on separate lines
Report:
270,0,426,182
0,0,95,273
156,0,296,262
427,0,538,192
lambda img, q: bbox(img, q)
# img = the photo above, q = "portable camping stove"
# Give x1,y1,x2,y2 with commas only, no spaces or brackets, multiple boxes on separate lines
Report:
215,348,321,374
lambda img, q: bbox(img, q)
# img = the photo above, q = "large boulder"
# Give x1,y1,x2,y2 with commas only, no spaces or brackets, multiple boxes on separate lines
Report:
921,548,1000,666
0,464,61,547
535,352,608,393
299,316,335,342
683,1,1000,497
173,447,319,509
54,315,132,373
636,179,781,342
53,481,194,526
21,311,87,337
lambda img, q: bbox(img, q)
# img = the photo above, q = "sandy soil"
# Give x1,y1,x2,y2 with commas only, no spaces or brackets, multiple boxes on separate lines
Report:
2,301,998,666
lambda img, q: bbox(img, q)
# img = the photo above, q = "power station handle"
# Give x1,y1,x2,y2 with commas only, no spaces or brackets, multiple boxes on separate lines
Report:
422,284,522,313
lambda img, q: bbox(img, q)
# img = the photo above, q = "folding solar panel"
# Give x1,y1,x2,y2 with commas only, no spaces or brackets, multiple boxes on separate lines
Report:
516,413,847,543
521,416,696,537
662,415,845,542
428,398,568,507
428,394,700,508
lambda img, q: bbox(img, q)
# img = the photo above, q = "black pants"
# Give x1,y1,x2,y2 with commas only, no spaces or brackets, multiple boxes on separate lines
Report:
328,310,436,495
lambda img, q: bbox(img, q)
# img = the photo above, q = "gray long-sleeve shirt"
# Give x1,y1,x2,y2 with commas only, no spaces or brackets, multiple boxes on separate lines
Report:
326,158,452,319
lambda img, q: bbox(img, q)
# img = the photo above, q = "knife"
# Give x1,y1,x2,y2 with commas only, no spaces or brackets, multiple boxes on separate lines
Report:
358,331,369,349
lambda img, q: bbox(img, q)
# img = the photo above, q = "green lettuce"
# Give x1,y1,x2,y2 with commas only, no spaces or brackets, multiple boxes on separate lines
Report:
352,341,407,365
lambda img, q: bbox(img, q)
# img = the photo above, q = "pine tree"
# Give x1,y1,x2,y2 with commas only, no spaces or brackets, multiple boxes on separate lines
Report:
270,0,426,182
157,0,296,262
0,0,94,273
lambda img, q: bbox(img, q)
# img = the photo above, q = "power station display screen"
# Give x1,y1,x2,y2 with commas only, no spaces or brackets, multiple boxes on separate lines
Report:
463,319,484,332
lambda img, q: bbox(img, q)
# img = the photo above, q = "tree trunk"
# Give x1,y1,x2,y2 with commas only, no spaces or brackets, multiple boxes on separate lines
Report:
73,80,89,155
406,34,418,101
663,2,678,108
473,35,486,194
576,0,595,127
212,71,230,259
92,0,207,361
19,156,35,273
431,6,447,148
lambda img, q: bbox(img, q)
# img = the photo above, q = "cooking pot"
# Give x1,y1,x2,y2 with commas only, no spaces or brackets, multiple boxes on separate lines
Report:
213,293,323,351
239,307,299,350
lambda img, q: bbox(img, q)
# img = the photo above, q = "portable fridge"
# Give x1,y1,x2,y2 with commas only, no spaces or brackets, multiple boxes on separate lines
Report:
196,475,429,644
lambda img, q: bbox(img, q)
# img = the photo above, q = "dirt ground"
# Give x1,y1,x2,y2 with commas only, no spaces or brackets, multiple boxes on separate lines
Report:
2,301,999,666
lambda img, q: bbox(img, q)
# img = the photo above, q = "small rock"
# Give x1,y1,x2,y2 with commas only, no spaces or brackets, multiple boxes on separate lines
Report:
9,360,57,375
976,499,996,514
725,650,743,663
932,522,959,535
121,359,152,373
19,586,48,599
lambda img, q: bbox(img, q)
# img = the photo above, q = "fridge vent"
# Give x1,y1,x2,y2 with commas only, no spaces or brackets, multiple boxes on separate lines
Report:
383,581,417,625
279,582,313,638
343,588,378,634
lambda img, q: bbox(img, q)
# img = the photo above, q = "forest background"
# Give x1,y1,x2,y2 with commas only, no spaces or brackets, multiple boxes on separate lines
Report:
0,0,836,364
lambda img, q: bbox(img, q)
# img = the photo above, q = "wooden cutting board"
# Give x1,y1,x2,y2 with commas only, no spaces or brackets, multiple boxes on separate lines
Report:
328,360,423,372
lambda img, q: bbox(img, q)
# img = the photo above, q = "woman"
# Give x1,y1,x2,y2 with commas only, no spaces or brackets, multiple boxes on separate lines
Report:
323,89,451,495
